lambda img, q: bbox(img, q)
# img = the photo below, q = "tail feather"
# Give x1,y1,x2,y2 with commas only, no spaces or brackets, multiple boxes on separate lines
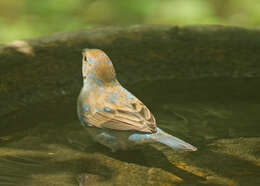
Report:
152,128,197,151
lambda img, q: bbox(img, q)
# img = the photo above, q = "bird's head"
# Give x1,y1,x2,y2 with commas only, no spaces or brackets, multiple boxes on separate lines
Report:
81,49,116,83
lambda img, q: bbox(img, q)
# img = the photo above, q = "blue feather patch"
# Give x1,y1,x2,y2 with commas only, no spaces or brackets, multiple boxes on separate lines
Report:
83,104,89,112
88,57,95,64
104,106,112,112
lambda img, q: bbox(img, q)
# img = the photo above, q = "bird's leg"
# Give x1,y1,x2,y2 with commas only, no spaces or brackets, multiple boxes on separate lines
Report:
67,137,89,151
94,132,120,152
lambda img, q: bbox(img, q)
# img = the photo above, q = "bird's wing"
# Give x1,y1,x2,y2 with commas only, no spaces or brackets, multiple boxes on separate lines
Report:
85,98,157,133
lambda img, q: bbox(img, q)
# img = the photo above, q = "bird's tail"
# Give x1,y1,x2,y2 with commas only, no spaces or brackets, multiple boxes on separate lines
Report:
151,128,197,151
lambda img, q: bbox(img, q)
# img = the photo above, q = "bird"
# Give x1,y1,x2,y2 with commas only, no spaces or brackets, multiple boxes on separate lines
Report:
77,48,197,152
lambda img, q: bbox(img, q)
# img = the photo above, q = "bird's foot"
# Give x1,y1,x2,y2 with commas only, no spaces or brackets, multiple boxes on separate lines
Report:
67,137,88,151
94,132,121,152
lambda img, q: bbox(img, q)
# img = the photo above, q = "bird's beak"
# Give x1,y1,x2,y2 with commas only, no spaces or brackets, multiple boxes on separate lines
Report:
82,50,88,80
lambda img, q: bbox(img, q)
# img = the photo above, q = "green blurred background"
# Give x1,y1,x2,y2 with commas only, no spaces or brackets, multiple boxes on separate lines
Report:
0,0,259,43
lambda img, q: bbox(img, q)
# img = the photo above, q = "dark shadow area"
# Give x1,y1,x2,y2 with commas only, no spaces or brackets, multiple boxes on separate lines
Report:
186,148,260,186
0,96,77,137
69,139,209,186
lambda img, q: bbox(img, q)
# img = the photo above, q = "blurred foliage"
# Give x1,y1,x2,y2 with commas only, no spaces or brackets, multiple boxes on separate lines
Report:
0,0,259,43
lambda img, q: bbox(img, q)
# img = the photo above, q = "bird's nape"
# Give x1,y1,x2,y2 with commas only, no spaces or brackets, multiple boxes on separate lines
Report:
81,48,116,83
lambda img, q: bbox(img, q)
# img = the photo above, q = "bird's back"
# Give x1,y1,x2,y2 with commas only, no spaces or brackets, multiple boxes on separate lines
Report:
78,82,157,133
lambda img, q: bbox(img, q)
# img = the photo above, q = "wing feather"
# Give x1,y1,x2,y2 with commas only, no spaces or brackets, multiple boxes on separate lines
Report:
83,98,157,133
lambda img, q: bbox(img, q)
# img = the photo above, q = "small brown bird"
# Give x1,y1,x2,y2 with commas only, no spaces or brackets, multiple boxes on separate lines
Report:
77,48,197,152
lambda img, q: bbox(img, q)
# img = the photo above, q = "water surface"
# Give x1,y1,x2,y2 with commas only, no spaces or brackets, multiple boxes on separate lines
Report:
0,78,259,186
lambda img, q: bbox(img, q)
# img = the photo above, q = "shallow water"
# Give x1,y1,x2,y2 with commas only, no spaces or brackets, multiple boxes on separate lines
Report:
0,78,260,186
